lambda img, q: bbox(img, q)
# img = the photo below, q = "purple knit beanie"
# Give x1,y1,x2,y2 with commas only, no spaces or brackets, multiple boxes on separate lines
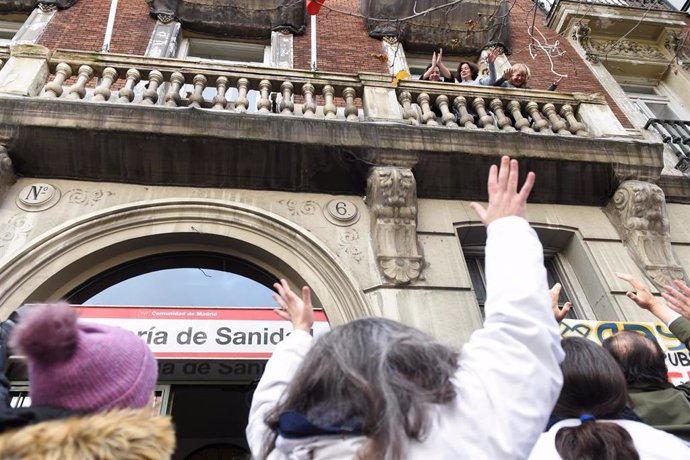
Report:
9,303,158,412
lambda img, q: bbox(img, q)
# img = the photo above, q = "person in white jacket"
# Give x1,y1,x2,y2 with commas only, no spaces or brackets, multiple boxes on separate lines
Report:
246,156,565,459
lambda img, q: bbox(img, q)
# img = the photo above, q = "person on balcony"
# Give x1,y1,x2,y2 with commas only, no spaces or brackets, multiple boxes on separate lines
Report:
485,47,564,91
420,48,454,82
455,61,482,85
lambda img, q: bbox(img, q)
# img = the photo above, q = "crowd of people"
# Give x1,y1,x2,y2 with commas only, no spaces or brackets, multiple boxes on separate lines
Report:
1,157,690,459
420,47,565,91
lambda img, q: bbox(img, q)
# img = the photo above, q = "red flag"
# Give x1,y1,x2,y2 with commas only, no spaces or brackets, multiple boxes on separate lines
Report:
307,0,326,15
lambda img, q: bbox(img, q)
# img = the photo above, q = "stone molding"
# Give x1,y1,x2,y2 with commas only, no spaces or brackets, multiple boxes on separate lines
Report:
0,199,372,323
605,180,688,289
366,166,423,285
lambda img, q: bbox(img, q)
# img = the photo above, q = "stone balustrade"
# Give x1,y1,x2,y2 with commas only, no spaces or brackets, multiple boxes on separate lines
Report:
1,48,604,137
396,80,591,136
39,50,364,120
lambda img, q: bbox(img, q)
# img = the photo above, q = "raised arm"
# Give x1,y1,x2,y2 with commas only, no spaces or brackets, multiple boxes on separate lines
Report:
452,156,564,458
478,48,501,86
245,280,314,456
436,48,453,80
617,273,690,348
551,283,573,323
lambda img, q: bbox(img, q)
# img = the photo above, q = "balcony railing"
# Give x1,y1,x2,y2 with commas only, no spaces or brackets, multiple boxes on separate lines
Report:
395,81,588,136
645,119,690,172
31,49,594,137
41,50,364,120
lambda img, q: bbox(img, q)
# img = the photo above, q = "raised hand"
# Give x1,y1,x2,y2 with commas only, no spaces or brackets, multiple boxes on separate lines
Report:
616,273,657,310
550,283,573,322
662,279,690,318
487,47,502,64
617,273,679,324
272,279,314,332
470,156,535,226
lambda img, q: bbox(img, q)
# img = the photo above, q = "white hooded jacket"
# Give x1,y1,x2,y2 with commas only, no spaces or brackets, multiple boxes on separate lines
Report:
247,217,565,460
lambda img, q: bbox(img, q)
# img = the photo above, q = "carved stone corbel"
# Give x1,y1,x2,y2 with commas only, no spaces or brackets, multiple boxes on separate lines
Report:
605,180,688,289
571,21,599,64
366,166,424,285
0,145,17,203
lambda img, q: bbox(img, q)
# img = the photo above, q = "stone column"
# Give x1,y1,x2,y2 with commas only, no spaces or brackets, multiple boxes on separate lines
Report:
145,14,181,58
0,44,51,96
359,72,403,121
271,30,293,69
12,4,57,45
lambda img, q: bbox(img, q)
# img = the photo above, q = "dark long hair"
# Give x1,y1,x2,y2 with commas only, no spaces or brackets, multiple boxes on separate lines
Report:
553,338,640,460
262,317,459,460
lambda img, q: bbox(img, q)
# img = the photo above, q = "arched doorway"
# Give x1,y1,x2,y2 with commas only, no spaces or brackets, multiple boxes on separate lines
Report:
0,199,371,322
0,199,372,458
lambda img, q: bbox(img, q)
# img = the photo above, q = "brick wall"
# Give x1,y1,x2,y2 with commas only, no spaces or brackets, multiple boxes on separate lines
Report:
506,0,633,127
293,0,388,73
38,0,155,54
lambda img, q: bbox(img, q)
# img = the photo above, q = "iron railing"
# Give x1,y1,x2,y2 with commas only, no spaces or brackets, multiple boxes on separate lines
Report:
645,119,690,172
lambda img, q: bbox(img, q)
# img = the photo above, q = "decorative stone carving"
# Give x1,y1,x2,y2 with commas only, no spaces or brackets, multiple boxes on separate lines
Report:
605,181,688,289
571,22,599,64
590,39,666,61
366,166,423,285
1,1,75,13
65,189,113,206
37,2,58,12
277,199,319,216
0,214,32,248
338,229,363,263
0,145,16,202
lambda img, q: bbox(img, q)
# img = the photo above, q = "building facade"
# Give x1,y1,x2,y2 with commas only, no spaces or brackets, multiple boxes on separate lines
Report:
1,0,689,456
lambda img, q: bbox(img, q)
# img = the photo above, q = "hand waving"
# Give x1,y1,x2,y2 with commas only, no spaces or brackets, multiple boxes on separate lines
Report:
470,156,535,226
272,279,314,332
550,283,573,322
662,279,690,318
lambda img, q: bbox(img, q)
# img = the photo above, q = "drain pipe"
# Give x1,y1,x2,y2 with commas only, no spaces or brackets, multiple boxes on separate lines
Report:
102,0,119,53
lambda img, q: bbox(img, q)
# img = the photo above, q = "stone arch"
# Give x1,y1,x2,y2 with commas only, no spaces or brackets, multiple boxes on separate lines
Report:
0,199,371,324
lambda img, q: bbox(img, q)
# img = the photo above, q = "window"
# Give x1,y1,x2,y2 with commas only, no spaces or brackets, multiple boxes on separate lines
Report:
0,15,27,45
622,84,682,121
459,225,585,320
404,52,466,81
464,253,577,319
177,36,271,66
175,35,273,111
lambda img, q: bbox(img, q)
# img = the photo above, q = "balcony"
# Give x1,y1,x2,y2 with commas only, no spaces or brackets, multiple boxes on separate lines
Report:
0,45,670,204
646,119,690,172
547,0,686,47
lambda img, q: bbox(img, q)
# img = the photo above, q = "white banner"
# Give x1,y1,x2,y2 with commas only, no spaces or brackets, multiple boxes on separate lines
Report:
73,306,330,359
561,319,690,385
